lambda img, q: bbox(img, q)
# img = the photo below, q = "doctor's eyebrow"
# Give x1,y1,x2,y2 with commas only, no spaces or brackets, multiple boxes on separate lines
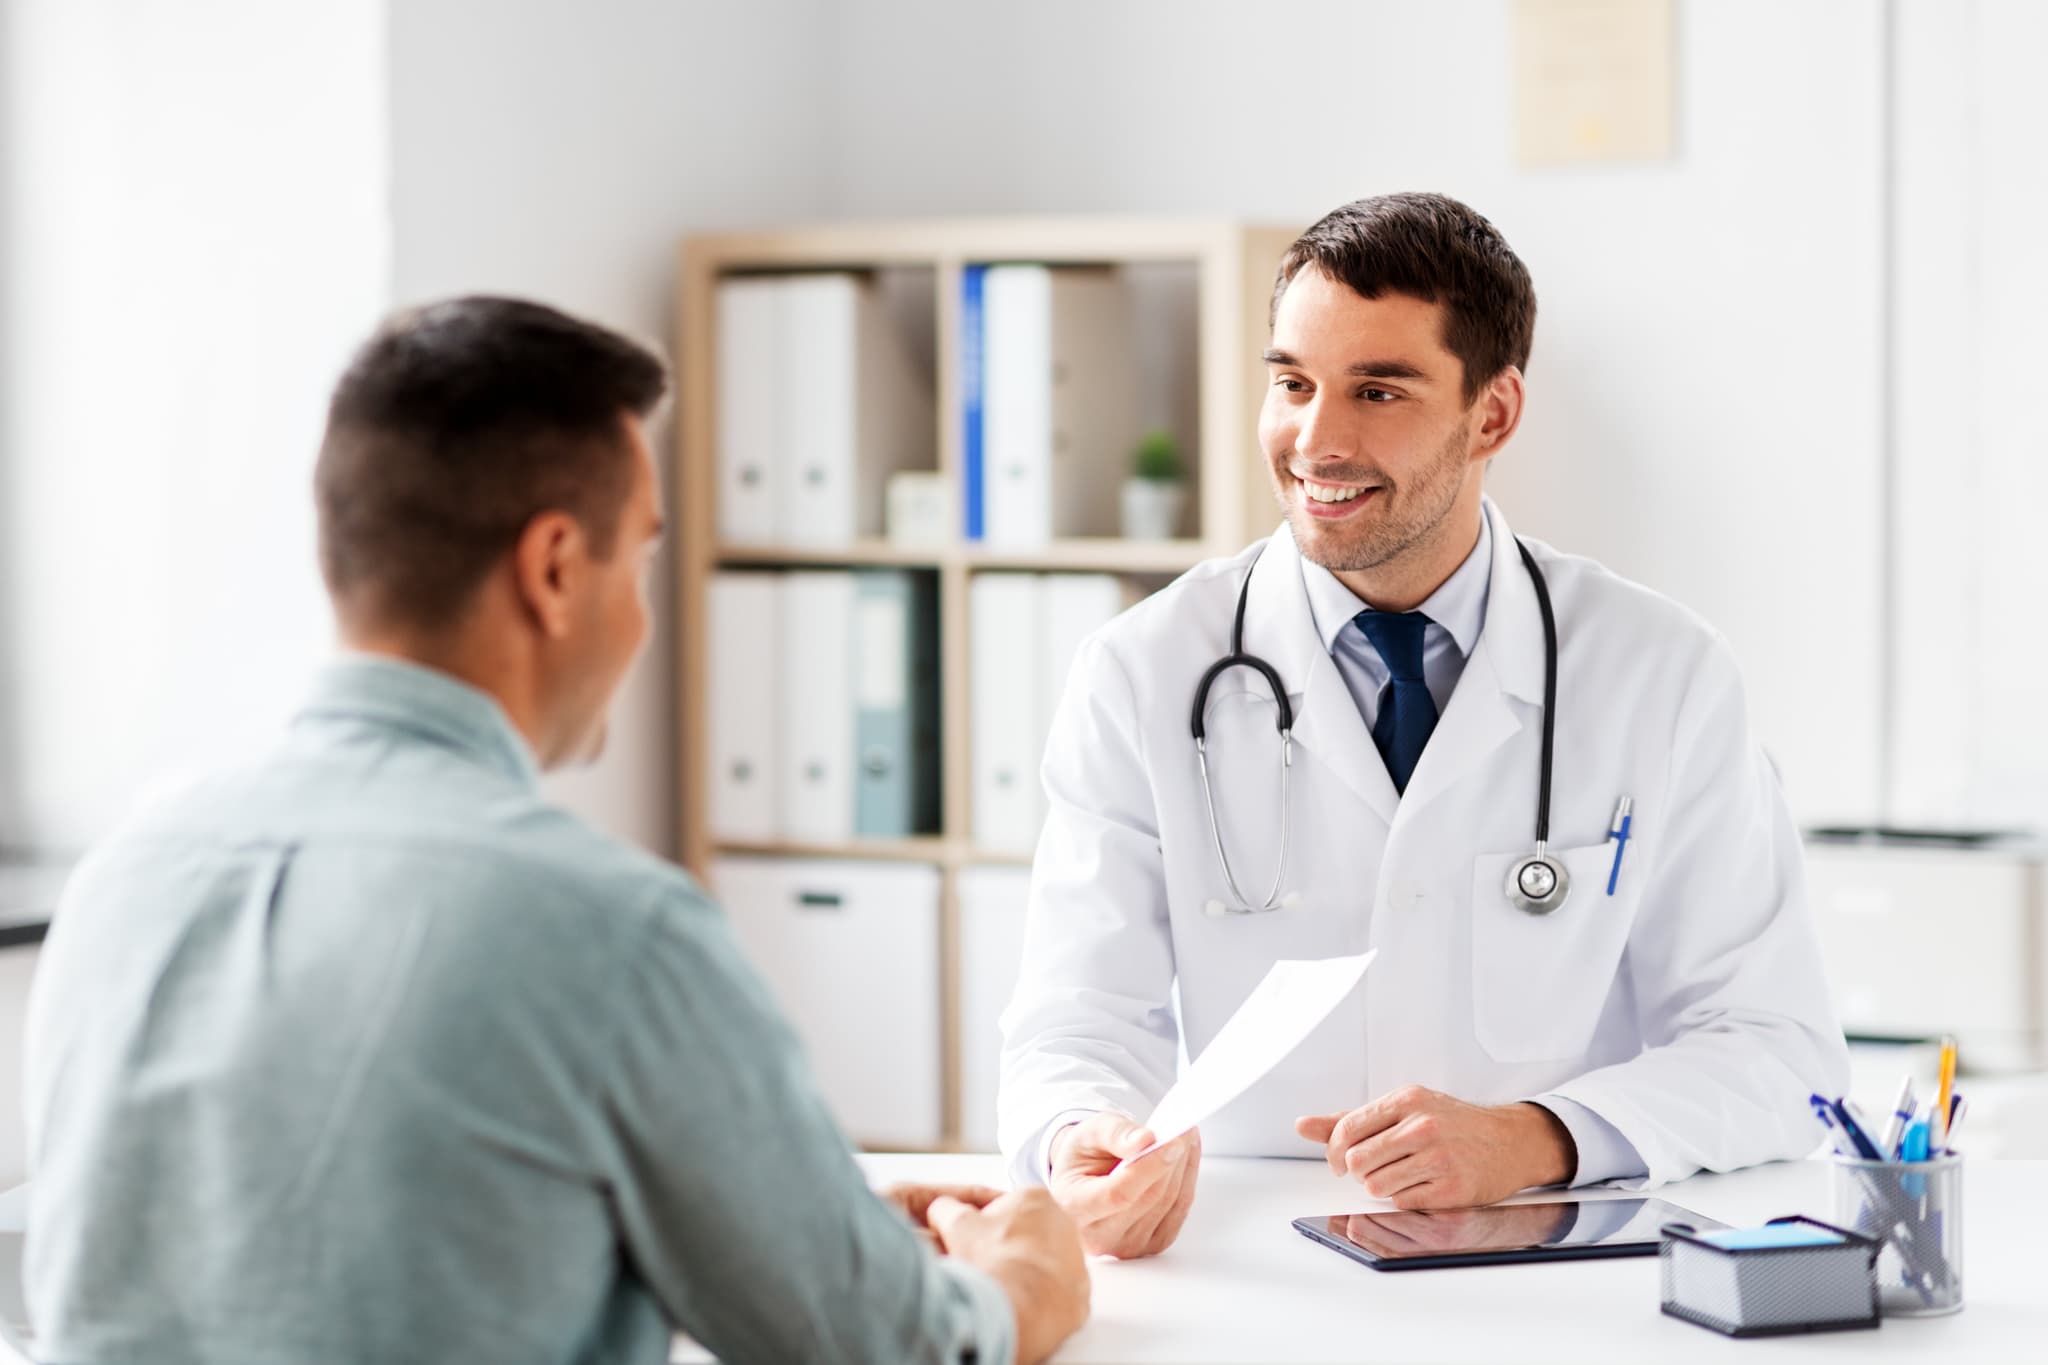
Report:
1261,349,1431,382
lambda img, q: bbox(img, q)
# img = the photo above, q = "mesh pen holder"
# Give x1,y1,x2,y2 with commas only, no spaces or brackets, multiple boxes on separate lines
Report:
1829,1152,1963,1317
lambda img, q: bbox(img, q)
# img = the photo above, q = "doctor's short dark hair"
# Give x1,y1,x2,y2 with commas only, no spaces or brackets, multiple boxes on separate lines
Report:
314,296,668,630
1273,193,1537,404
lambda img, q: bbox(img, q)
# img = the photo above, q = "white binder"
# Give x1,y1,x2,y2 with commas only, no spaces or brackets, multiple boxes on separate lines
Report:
779,571,856,843
706,572,781,843
980,266,1138,547
779,273,933,546
958,865,1033,1152
714,277,781,544
712,857,942,1148
970,573,1045,853
1037,573,1127,741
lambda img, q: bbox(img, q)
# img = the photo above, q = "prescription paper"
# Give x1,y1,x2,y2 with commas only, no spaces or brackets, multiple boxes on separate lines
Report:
1123,951,1376,1164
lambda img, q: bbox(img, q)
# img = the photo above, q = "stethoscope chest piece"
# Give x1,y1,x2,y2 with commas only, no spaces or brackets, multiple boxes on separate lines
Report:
1506,849,1570,915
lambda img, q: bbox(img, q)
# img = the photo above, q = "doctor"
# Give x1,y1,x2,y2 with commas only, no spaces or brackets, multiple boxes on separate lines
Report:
998,193,1850,1260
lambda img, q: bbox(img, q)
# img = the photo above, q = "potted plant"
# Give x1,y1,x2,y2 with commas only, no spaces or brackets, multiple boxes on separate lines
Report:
1121,427,1186,540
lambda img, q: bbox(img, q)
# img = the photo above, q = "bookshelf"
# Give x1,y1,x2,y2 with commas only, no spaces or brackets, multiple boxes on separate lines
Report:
674,218,1298,1148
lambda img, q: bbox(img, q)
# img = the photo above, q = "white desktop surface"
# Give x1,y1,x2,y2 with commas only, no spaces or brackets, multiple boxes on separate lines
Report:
671,1152,2043,1364
0,1157,2036,1363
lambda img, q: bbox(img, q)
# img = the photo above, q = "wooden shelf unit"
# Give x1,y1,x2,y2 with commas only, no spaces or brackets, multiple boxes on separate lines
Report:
674,218,1299,1147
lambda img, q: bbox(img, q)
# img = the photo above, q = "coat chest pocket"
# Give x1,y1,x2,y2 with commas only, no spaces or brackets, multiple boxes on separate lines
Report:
1469,841,1641,1063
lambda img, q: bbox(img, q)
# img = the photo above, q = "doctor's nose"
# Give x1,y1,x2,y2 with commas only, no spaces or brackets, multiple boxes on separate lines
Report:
1289,396,1362,465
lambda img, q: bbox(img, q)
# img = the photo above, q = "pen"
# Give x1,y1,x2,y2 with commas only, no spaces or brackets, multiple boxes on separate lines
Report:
1945,1092,1967,1150
1830,1098,1884,1160
1900,1113,1931,1162
1605,796,1633,896
1934,1035,1958,1147
1880,1077,1916,1159
1808,1094,1845,1155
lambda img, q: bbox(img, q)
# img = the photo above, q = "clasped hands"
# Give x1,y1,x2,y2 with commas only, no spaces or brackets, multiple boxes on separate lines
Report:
1046,1085,1576,1259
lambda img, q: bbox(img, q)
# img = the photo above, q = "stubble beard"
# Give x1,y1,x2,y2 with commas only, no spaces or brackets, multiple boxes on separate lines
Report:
1278,418,1472,575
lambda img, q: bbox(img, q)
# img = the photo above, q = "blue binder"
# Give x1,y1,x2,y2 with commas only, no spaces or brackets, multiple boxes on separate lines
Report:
960,264,987,540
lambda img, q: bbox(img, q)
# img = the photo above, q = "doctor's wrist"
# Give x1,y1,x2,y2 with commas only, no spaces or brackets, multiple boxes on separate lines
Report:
1512,1102,1578,1188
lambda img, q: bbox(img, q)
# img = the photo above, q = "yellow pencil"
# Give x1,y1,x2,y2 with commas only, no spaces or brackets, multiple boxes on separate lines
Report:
1935,1035,1958,1147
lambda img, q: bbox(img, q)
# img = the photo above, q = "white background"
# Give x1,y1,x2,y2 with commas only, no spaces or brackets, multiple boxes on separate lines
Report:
2,0,2042,857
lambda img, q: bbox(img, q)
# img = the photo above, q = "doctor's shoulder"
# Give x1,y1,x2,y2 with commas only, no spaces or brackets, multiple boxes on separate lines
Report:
1526,537,1749,702
1083,538,1268,678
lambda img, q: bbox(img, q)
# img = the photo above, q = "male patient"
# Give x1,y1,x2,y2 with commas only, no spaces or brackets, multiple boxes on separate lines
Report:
23,298,1086,1365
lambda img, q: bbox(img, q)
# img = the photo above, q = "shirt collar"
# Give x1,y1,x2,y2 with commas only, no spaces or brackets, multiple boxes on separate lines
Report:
293,653,542,788
1302,511,1493,660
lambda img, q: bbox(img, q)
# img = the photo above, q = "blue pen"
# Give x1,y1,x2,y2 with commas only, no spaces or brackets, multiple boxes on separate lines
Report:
1808,1094,1846,1155
1902,1114,1932,1198
1605,796,1633,896
1830,1098,1884,1160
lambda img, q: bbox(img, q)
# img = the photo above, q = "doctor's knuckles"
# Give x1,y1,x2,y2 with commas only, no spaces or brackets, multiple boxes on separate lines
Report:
1046,1115,1202,1260
1293,1086,1576,1209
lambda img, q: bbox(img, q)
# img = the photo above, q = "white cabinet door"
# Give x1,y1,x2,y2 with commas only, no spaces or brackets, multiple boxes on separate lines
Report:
1806,844,2042,1070
712,858,941,1148
957,866,1032,1152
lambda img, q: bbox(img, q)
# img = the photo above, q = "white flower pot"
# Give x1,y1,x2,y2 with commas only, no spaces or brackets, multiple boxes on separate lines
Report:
1121,478,1186,540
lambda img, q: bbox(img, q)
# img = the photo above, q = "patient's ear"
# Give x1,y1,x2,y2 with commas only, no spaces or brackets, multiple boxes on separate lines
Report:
511,510,589,639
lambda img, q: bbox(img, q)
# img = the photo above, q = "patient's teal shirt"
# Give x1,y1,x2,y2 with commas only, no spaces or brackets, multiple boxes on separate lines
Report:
24,656,1010,1365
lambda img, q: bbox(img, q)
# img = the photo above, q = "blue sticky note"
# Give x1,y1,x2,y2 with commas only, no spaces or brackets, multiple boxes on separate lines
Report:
1698,1224,1846,1251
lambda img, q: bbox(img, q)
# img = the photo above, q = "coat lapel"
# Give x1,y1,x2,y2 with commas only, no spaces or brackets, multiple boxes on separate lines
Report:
1394,497,1549,824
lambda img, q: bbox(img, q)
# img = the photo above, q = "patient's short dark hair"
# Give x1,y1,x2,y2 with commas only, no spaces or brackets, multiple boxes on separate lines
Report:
315,296,668,629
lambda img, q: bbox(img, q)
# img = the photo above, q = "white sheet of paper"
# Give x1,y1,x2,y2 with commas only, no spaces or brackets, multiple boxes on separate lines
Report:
1122,950,1376,1165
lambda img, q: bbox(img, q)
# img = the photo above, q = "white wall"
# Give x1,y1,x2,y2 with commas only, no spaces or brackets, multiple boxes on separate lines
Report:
7,0,2035,855
0,0,388,852
386,0,833,854
819,0,1888,825
1889,0,2048,834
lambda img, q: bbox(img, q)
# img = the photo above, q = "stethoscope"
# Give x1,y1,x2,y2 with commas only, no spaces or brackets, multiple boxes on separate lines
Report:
1192,536,1569,918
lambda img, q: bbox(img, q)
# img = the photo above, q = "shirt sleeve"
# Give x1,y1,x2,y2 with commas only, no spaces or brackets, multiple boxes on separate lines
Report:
998,637,1182,1189
1530,1096,1648,1186
596,885,1016,1365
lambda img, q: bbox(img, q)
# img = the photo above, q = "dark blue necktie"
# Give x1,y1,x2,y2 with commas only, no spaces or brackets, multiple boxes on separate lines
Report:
1353,610,1438,794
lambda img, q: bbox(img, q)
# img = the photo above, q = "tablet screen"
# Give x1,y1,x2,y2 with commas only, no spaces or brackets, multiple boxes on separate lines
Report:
1293,1197,1722,1271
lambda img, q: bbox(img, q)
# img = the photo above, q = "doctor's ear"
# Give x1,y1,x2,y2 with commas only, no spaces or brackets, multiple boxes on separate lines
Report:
1467,366,1524,460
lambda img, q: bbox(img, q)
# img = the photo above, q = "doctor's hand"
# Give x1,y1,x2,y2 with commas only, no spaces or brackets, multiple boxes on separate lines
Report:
1295,1085,1576,1209
1046,1113,1201,1259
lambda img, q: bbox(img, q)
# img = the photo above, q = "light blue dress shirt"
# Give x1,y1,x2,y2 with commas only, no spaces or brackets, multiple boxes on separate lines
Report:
1298,517,1647,1186
24,657,1012,1365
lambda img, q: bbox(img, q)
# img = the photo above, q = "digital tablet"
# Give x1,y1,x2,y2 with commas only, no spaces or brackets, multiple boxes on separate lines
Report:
1293,1196,1724,1271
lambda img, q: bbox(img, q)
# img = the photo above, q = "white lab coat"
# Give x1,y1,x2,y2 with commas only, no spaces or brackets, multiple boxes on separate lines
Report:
998,497,1849,1189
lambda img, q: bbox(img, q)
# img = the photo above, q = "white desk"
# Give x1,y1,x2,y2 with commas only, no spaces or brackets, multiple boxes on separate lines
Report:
2,1159,2038,1363
679,1154,2045,1363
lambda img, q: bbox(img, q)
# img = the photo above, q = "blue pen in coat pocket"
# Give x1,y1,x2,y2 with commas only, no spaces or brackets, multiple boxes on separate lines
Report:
1605,796,1633,895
